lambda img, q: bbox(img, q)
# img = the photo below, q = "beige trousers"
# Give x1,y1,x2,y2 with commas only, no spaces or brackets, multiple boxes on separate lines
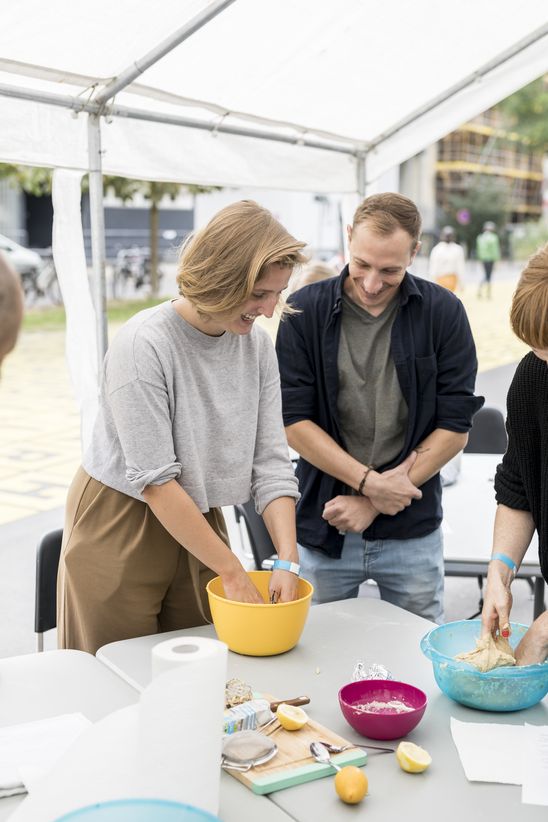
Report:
57,467,229,654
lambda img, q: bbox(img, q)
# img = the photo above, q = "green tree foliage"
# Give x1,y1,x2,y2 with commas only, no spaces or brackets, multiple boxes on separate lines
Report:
441,175,511,257
0,164,52,195
0,164,220,297
498,76,548,152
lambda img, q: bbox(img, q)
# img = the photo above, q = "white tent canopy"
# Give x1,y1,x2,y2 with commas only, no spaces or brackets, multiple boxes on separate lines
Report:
1,0,548,191
1,0,548,444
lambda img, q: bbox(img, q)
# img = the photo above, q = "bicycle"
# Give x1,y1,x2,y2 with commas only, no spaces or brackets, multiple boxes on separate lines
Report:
112,246,162,297
35,252,62,305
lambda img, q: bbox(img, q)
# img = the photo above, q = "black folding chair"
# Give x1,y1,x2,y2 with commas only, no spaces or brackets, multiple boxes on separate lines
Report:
233,501,276,571
34,528,63,651
464,405,507,454
457,405,508,617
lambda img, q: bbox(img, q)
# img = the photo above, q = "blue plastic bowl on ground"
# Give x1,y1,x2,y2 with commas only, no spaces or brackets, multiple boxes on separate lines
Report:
54,799,220,821
420,619,548,712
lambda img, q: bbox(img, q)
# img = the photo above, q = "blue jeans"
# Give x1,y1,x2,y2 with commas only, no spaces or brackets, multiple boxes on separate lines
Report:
298,527,444,623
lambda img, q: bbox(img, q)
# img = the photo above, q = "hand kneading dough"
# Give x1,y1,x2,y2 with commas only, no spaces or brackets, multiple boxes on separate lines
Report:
455,633,516,672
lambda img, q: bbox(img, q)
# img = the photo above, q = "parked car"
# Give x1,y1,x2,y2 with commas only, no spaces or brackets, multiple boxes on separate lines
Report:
0,233,43,294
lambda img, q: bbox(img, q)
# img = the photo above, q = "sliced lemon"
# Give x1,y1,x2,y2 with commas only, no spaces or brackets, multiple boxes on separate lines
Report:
334,765,368,804
395,741,432,773
276,703,308,730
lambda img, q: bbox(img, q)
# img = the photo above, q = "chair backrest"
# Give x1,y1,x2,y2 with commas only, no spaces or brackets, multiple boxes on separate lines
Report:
233,501,276,570
34,528,63,644
464,406,507,454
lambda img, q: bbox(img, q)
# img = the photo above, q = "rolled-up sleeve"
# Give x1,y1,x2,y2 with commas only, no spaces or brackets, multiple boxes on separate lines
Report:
435,299,484,432
105,335,181,494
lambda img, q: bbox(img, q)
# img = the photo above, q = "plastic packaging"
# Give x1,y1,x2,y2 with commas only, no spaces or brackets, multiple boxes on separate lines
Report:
223,698,272,735
352,661,393,681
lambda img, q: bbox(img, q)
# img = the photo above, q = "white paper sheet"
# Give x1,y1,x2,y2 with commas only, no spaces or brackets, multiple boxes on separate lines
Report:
10,638,227,821
450,716,525,784
0,713,91,798
522,723,548,806
8,705,138,821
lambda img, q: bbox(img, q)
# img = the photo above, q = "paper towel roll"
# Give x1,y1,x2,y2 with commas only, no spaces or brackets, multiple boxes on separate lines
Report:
137,636,228,815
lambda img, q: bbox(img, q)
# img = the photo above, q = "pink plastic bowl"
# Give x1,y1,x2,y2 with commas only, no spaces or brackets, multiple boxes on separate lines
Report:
338,679,427,740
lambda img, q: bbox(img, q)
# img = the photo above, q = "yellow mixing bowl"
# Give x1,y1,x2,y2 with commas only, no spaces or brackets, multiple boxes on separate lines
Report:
206,571,313,656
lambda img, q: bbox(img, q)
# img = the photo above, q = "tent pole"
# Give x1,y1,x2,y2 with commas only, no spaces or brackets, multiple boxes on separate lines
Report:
357,151,367,198
87,113,108,362
94,0,236,105
0,82,356,156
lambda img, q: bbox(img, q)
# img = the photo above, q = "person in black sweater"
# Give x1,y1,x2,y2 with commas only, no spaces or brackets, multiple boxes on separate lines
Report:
481,244,548,664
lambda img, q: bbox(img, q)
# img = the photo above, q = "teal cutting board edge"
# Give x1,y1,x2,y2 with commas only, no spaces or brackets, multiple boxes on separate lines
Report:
249,749,367,795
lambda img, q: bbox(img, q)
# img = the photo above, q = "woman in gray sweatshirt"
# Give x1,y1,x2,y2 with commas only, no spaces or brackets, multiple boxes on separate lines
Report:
57,201,305,654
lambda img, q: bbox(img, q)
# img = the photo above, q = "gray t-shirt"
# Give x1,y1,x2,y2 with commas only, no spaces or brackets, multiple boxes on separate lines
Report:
83,301,299,514
337,293,408,469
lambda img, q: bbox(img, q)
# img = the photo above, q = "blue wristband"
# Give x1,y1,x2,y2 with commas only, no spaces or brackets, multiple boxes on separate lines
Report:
491,552,517,575
272,559,301,576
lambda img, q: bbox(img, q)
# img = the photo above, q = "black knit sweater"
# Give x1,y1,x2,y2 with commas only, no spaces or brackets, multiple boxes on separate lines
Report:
494,352,548,581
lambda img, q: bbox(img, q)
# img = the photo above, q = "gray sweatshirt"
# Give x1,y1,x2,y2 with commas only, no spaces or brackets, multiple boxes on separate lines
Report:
83,301,299,514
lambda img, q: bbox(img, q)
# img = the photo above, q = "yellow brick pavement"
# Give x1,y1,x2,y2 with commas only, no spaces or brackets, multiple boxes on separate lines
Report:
0,280,529,525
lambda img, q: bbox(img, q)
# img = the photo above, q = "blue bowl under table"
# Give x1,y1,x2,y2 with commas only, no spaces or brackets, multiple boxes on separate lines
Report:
420,619,548,712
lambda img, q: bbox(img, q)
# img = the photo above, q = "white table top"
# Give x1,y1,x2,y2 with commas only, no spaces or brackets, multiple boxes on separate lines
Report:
442,453,540,567
97,597,548,821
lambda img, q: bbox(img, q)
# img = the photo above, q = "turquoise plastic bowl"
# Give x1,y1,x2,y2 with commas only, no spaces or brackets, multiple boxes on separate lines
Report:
54,799,220,821
420,619,548,712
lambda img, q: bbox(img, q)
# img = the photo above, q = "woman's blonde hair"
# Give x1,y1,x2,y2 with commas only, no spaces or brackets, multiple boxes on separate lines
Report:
510,243,548,349
176,200,307,316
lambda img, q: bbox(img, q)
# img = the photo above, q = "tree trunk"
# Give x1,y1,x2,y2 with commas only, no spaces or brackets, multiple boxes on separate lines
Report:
150,199,159,297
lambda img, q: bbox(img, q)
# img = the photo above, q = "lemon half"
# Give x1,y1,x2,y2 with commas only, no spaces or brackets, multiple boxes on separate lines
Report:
276,703,308,730
396,741,432,773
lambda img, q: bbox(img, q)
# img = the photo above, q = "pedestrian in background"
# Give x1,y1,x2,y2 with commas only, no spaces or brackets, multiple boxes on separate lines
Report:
476,221,501,299
287,260,337,295
428,226,465,292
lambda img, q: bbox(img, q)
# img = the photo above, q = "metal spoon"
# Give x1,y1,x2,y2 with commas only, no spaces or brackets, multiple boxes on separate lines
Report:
319,740,394,755
310,741,342,772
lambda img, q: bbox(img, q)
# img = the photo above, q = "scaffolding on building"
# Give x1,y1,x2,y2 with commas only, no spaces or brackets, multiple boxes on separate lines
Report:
436,109,543,223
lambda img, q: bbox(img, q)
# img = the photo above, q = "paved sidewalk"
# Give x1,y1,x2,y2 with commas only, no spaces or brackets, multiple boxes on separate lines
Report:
0,274,529,527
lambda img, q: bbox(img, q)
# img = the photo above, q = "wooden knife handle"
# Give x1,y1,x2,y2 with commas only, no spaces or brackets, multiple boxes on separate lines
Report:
270,696,310,712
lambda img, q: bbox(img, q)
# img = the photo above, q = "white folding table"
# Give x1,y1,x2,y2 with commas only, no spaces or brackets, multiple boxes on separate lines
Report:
97,597,548,822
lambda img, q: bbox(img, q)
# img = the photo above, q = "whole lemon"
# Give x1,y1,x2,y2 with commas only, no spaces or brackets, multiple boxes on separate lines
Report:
334,765,368,804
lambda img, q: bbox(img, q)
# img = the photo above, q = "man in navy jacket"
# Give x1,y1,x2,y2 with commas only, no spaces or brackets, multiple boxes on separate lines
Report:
276,193,483,622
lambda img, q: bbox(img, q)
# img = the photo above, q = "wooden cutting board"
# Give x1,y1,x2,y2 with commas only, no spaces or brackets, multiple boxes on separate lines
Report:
223,698,367,795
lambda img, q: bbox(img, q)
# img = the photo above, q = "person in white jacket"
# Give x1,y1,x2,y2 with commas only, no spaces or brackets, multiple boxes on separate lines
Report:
428,226,466,486
428,226,465,292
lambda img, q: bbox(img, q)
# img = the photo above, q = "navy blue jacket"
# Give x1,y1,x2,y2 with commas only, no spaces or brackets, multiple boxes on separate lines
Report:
276,267,484,557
